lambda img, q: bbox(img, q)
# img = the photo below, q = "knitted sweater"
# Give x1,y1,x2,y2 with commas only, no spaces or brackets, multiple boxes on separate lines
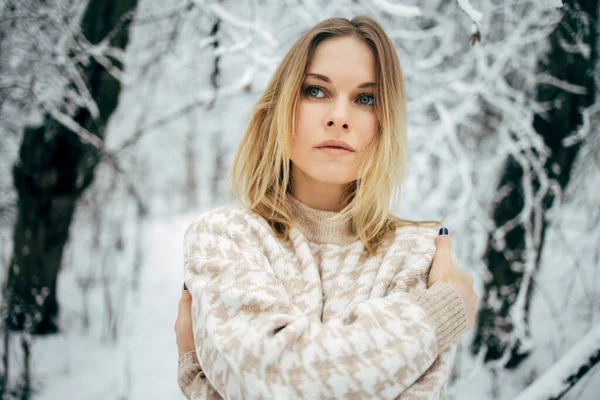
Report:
178,195,468,399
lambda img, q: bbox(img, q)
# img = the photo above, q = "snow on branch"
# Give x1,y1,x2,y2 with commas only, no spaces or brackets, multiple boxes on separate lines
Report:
562,96,600,147
514,323,600,400
455,0,483,24
38,99,104,149
202,2,278,48
115,69,254,153
455,0,483,44
371,0,421,18
534,0,564,10
536,73,588,95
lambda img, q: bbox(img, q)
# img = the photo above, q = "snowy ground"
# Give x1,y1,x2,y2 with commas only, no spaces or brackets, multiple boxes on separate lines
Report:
22,213,198,399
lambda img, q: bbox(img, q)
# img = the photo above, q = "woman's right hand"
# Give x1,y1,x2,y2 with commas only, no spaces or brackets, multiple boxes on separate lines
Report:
175,283,196,357
428,230,477,330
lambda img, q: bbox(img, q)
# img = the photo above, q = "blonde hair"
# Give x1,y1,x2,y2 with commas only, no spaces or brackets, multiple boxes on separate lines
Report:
230,16,441,254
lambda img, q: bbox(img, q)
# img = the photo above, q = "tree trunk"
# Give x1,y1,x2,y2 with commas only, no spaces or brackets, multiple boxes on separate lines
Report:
4,0,138,335
472,0,598,367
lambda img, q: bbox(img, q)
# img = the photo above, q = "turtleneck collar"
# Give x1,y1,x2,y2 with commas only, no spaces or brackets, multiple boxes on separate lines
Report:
286,193,358,245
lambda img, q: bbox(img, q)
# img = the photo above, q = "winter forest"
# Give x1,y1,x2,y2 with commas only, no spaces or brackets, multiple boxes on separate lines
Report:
0,0,599,399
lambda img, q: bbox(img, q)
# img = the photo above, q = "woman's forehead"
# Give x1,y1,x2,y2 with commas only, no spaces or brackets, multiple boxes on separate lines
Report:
307,37,376,84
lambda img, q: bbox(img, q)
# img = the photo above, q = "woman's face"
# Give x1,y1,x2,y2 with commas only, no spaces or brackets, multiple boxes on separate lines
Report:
290,36,378,189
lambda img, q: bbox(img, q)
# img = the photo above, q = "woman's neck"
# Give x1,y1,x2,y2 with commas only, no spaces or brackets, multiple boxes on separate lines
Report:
286,193,356,245
289,170,348,212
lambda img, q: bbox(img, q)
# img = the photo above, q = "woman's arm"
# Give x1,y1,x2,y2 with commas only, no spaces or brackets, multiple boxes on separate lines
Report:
395,339,459,399
184,213,468,399
394,232,477,399
178,351,222,399
176,284,222,399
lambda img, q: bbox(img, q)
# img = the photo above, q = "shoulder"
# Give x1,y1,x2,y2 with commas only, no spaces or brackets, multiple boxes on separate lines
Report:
389,221,441,251
183,205,284,265
395,224,439,239
184,205,273,244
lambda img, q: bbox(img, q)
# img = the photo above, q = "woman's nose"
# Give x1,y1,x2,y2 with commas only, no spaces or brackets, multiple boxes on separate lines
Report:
325,99,350,130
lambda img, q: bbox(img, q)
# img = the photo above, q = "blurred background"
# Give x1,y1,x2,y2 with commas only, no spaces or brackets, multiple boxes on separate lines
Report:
0,0,598,399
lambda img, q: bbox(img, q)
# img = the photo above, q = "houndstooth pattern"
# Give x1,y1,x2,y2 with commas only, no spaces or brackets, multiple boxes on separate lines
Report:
178,202,467,400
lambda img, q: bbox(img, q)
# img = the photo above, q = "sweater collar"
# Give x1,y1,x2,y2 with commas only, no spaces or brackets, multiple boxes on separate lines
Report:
287,194,357,245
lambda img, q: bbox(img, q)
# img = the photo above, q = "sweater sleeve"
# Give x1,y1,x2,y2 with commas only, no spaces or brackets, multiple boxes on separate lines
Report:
178,351,222,399
184,214,468,399
395,339,460,399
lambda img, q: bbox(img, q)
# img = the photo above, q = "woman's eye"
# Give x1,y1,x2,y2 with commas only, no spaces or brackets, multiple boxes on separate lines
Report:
358,94,375,106
305,86,325,98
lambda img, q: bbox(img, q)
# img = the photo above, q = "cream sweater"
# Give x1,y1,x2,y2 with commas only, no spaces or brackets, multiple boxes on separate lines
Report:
178,195,467,399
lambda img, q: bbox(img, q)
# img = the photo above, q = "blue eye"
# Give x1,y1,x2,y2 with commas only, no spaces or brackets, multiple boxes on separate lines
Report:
305,86,325,98
358,94,375,106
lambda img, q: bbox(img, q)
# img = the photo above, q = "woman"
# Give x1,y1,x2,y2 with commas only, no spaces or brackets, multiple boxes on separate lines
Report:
174,16,477,400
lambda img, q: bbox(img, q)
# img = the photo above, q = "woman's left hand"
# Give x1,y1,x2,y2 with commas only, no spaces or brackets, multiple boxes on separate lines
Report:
175,283,196,357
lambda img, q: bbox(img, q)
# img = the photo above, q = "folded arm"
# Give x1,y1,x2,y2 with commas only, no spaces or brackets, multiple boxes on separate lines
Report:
178,351,222,399
181,214,467,399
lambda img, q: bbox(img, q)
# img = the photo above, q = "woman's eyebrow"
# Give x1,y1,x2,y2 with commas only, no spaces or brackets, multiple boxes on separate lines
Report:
305,73,377,88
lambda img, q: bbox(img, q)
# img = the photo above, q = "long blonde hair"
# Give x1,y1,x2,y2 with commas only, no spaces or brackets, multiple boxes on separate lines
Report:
230,16,440,254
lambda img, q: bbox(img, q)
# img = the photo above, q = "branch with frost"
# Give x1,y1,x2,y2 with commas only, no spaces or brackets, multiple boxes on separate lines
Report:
133,2,221,81
537,0,564,9
71,27,129,84
115,70,254,153
200,1,278,48
562,95,600,147
134,2,192,26
387,26,446,41
61,62,100,119
101,152,148,216
536,73,588,95
370,0,421,17
514,324,600,400
35,94,104,149
455,0,483,44
456,0,483,24
134,8,189,79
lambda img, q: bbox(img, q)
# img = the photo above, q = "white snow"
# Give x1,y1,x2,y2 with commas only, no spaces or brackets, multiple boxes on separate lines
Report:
29,214,200,399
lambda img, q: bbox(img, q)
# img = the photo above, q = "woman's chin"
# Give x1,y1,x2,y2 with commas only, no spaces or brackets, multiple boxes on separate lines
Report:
310,173,356,186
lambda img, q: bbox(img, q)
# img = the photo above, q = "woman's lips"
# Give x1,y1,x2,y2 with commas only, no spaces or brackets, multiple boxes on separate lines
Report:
317,146,354,155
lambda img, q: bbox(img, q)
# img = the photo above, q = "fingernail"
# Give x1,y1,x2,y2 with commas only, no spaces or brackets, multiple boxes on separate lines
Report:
183,282,188,290
439,227,449,235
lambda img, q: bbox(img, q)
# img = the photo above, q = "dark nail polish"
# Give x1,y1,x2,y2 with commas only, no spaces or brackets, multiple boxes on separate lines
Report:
183,282,188,290
439,228,449,235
